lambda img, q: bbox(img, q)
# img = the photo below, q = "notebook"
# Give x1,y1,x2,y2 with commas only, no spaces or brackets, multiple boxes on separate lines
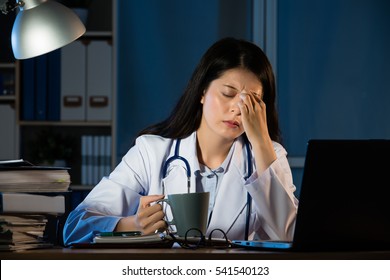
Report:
232,139,390,251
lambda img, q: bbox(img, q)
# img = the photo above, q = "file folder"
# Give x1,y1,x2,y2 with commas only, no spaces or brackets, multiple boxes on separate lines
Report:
86,40,112,121
60,41,87,121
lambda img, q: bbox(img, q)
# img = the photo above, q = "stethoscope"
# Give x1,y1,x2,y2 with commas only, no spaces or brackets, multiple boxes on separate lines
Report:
162,138,253,240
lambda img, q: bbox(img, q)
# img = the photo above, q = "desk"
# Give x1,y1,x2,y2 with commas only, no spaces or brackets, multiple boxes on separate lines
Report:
1,247,390,260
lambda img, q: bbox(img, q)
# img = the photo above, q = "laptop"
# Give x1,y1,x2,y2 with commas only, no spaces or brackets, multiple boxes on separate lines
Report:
232,139,390,251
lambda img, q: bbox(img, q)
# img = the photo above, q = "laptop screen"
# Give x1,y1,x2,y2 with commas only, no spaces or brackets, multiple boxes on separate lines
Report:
292,139,390,251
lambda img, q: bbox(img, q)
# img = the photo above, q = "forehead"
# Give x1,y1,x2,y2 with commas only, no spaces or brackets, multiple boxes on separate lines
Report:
214,68,262,91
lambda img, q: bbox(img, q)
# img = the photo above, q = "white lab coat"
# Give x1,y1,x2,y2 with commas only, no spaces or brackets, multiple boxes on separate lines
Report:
63,132,298,245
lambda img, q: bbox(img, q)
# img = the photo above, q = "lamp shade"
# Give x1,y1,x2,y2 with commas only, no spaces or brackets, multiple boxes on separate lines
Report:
11,0,86,59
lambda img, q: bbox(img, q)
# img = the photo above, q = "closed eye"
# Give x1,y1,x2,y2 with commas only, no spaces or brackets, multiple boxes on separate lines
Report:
222,92,236,98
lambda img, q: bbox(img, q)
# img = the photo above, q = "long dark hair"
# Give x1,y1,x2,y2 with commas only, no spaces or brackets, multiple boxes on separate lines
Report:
138,37,281,143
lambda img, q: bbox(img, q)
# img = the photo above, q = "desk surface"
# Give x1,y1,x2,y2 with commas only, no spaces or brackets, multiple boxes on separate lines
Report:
1,247,390,260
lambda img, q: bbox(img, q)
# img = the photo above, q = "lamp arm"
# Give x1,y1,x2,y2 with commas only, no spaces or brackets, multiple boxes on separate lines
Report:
1,0,24,14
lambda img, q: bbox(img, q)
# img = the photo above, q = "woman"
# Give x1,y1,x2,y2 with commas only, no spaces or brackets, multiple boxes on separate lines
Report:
63,38,298,245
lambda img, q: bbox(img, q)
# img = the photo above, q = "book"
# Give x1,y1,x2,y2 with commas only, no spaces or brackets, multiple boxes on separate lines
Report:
69,232,175,249
0,159,33,167
0,192,66,214
0,159,71,192
0,214,54,251
93,232,166,244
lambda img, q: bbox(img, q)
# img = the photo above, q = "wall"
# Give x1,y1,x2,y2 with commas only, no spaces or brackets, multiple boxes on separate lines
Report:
115,0,390,197
116,0,252,160
277,0,390,195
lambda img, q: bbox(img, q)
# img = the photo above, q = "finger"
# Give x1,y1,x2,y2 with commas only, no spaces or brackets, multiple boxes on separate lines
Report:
253,94,261,104
143,220,168,235
139,194,165,209
148,208,165,226
137,207,164,229
138,203,163,219
156,220,169,233
257,98,266,112
237,101,248,115
240,93,255,111
139,209,166,233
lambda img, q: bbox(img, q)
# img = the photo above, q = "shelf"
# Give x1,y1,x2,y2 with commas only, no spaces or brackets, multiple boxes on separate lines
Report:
18,121,112,127
83,31,112,38
0,95,15,102
0,63,16,68
69,184,95,191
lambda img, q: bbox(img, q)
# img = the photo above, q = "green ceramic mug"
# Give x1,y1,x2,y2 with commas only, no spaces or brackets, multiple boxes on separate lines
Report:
160,192,210,237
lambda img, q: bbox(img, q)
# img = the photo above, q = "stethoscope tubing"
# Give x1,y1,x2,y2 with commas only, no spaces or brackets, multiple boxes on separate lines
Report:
162,138,252,240
162,139,191,193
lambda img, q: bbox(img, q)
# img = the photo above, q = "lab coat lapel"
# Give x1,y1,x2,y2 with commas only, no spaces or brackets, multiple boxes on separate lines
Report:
207,139,248,234
164,134,198,194
181,134,198,193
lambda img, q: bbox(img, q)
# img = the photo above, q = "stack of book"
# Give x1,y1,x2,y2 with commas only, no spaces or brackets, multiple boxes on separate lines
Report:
0,214,53,251
0,159,71,251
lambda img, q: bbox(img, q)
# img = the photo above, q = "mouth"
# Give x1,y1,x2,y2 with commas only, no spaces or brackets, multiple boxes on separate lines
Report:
223,120,240,128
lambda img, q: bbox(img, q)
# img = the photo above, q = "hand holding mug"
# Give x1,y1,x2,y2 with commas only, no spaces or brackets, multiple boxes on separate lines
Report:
116,194,166,235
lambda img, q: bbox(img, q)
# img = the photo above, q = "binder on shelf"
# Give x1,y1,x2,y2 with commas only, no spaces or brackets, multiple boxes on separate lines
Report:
99,135,106,180
86,135,93,186
93,135,99,185
104,135,112,176
86,40,112,121
60,41,87,121
35,54,48,120
80,135,111,186
0,104,17,160
47,50,61,121
0,73,3,95
81,135,88,186
21,58,36,120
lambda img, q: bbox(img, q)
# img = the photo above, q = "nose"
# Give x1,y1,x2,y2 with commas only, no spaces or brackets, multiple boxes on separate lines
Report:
230,94,242,115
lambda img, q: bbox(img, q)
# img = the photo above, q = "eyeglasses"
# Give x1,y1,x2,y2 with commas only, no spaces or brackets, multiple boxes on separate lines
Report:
167,228,231,249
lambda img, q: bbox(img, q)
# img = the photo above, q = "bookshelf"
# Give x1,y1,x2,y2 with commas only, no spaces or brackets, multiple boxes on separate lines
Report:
0,0,116,194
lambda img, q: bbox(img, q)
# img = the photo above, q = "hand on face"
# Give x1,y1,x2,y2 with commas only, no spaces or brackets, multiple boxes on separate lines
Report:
237,92,270,143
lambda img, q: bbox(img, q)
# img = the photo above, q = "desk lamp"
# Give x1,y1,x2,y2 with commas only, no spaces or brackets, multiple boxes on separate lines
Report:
1,0,85,59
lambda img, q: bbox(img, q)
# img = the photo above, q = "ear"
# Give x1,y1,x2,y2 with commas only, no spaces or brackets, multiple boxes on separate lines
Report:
200,90,205,104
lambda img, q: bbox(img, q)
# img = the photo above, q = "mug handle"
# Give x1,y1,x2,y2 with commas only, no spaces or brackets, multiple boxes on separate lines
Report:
157,198,175,226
